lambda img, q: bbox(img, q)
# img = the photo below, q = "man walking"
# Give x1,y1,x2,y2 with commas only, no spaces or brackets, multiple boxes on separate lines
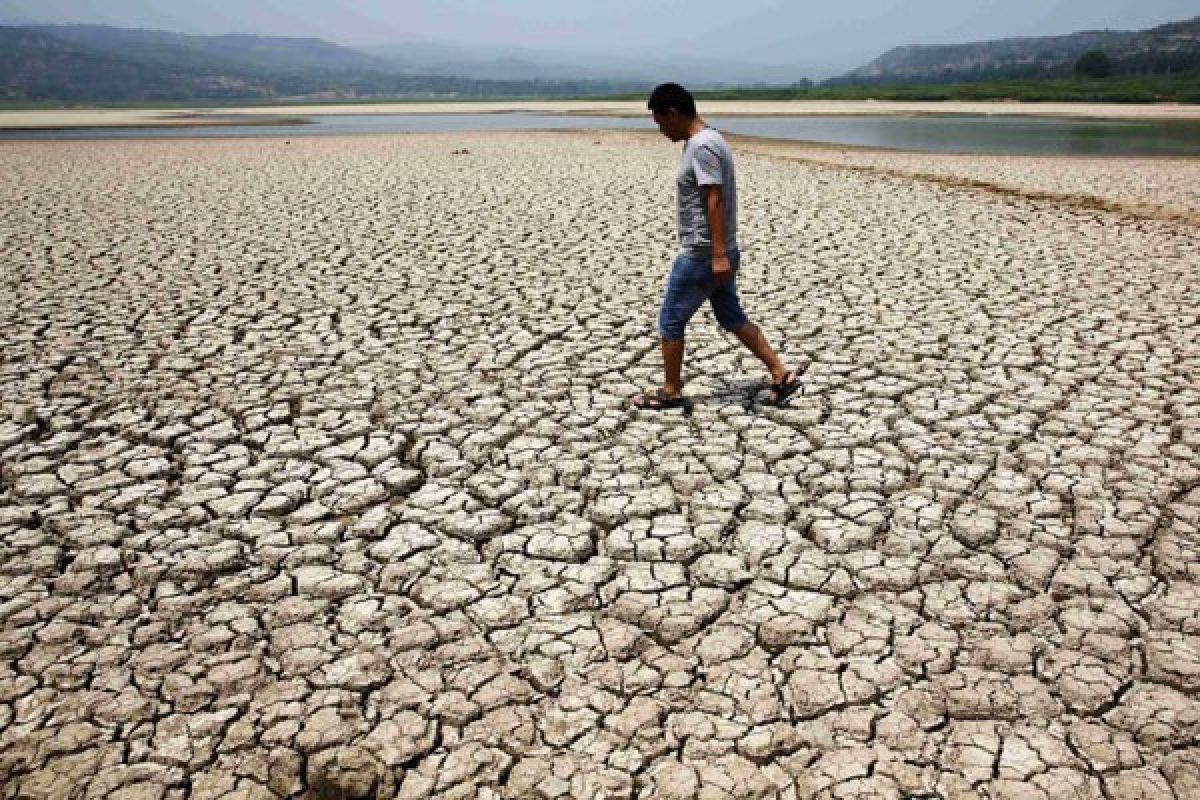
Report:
633,82,800,411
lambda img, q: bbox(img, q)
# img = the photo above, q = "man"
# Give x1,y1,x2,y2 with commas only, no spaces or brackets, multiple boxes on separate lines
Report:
633,82,800,411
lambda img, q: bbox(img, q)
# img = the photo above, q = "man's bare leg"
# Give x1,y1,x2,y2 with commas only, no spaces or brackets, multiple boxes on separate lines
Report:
732,322,790,384
662,338,685,397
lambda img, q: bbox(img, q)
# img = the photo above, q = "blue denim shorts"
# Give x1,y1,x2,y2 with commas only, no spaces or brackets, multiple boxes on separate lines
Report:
658,248,749,341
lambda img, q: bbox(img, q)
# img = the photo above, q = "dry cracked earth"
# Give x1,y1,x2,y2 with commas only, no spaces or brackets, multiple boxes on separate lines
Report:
1,131,1200,800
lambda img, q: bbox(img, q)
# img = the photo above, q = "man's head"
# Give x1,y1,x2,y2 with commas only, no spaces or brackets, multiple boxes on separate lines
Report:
648,82,697,142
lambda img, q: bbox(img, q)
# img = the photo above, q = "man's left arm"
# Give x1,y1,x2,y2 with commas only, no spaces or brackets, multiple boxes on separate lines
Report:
704,185,732,285
694,141,732,285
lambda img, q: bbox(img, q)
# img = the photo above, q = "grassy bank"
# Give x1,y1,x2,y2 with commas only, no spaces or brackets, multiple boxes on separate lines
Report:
688,75,1200,104
3,74,1197,111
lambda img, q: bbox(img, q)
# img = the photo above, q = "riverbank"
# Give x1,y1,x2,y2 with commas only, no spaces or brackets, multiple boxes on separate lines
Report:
723,131,1200,223
2,130,1198,797
2,99,1200,130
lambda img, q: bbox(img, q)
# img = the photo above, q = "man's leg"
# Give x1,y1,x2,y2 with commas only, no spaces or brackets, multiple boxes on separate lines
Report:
656,256,706,397
732,322,788,385
732,321,800,404
634,255,706,409
709,253,799,402
662,338,685,397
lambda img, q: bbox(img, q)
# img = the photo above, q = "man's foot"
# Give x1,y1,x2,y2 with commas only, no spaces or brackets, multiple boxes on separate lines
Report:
765,370,801,407
632,388,687,411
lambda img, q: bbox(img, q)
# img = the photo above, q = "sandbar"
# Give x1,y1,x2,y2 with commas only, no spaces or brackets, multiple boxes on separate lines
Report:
2,99,1200,130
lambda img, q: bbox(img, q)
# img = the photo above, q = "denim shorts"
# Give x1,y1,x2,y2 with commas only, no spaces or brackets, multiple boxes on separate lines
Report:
658,248,749,341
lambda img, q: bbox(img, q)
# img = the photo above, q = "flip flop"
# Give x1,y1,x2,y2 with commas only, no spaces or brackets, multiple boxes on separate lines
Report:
632,388,687,411
765,371,801,407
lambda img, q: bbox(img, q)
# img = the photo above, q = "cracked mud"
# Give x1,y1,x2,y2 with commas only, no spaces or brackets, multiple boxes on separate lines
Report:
2,131,1199,799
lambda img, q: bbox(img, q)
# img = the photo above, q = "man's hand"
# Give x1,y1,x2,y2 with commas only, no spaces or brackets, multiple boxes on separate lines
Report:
712,252,733,285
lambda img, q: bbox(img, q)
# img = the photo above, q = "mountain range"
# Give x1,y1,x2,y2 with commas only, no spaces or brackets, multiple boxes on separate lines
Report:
0,25,655,102
835,15,1200,84
1,16,1198,104
360,41,809,87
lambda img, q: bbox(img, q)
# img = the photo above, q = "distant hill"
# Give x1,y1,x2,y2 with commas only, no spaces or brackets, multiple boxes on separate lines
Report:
0,26,275,101
363,41,810,87
364,42,594,82
27,24,397,75
0,24,651,103
833,15,1200,85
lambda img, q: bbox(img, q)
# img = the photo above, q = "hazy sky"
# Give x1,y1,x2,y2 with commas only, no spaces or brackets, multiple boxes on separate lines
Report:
3,0,1198,74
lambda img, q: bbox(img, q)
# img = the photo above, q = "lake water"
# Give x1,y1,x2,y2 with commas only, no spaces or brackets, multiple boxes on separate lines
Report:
4,112,1200,156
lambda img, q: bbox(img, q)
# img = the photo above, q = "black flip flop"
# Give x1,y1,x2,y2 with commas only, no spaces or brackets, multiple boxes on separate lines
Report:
766,371,801,407
632,388,687,411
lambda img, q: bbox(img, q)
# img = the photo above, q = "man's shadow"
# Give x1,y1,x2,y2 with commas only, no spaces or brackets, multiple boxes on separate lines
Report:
665,378,784,416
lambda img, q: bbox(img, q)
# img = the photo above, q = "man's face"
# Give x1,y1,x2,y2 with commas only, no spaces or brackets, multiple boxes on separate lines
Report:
652,109,687,142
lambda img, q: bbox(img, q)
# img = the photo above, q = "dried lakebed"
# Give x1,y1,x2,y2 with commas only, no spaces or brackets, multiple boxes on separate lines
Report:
1,132,1199,799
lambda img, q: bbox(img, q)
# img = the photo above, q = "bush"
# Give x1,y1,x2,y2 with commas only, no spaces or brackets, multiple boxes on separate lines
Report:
1075,50,1112,79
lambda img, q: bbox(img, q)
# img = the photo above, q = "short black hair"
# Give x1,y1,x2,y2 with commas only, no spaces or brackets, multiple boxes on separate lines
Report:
647,83,696,117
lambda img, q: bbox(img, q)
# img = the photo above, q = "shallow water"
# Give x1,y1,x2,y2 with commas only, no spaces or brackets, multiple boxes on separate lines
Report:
4,111,1199,156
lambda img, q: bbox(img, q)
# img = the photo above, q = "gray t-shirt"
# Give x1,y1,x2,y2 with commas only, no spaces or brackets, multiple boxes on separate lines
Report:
676,127,738,257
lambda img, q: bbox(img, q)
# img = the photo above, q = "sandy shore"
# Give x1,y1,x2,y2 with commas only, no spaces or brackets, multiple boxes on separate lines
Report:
3,99,1200,129
2,131,1199,797
724,132,1200,222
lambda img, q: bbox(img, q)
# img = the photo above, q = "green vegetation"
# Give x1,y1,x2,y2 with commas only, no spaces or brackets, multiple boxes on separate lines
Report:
597,74,1200,105
1074,51,1113,79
